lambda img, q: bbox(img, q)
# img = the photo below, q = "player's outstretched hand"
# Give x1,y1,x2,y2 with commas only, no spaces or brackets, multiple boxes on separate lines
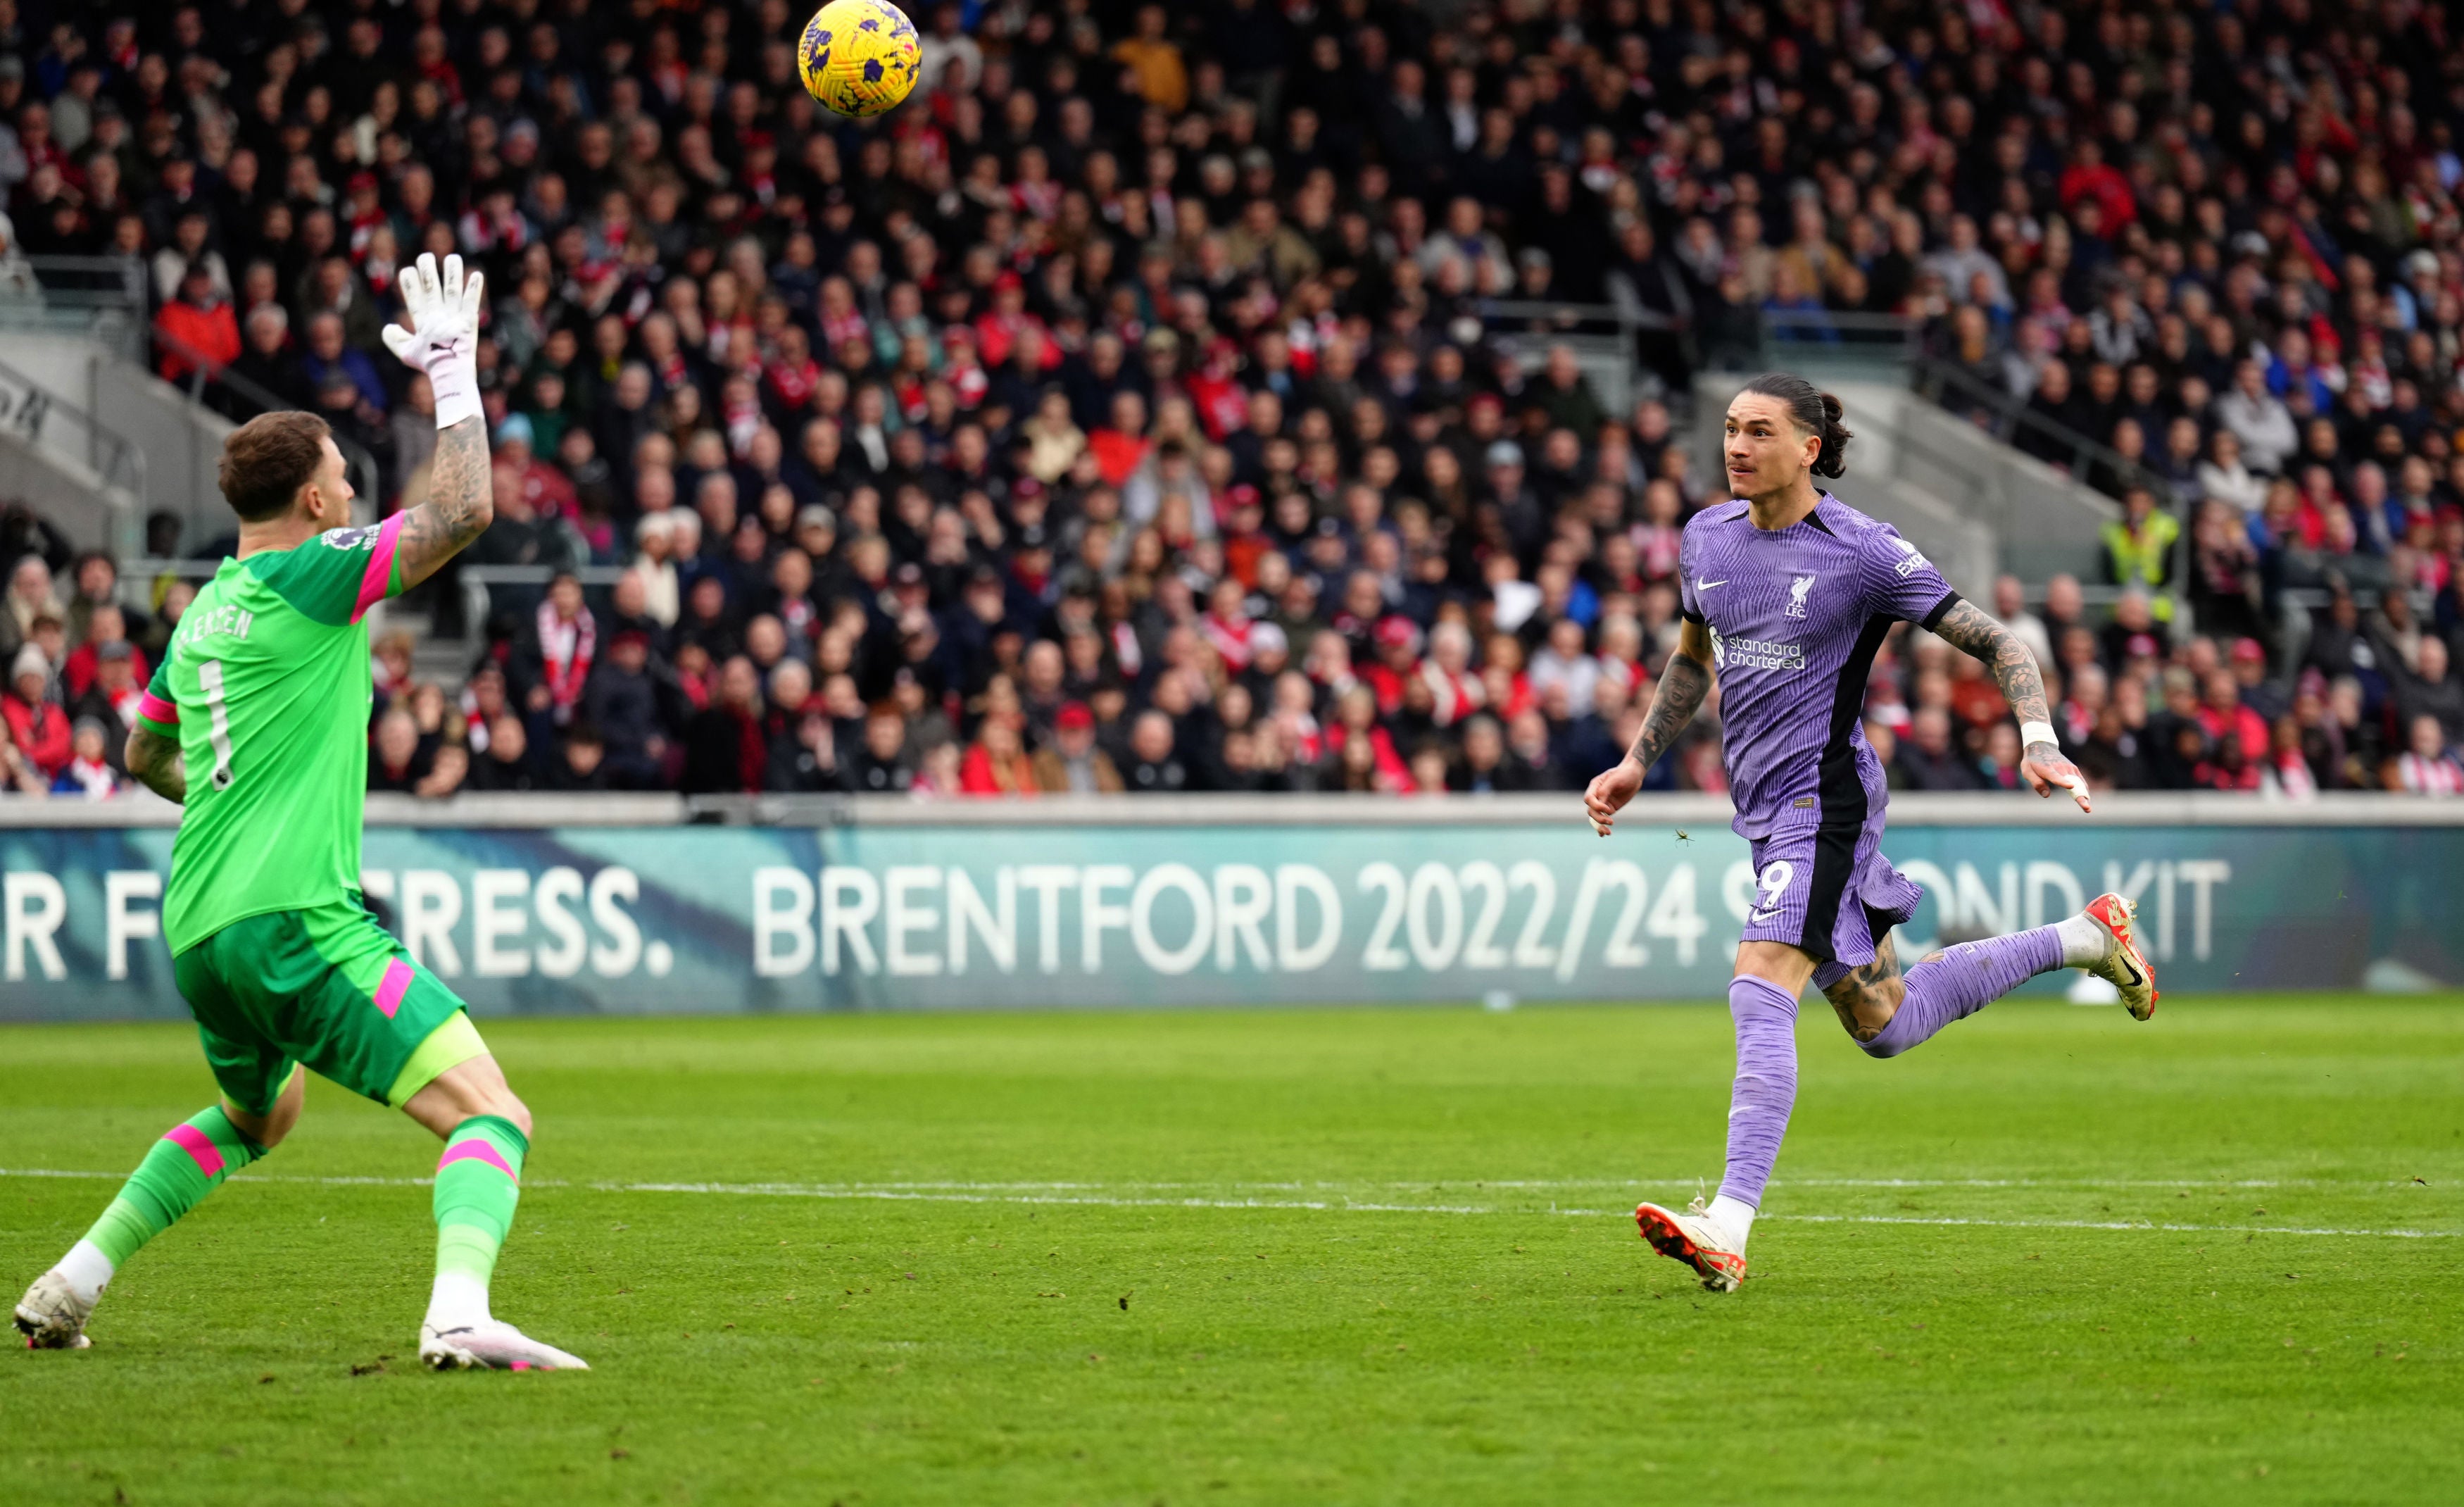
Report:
1584,756,1644,837
381,252,483,429
2021,746,2093,813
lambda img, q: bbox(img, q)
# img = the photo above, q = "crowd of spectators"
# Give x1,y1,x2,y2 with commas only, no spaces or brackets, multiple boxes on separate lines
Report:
3,0,2464,802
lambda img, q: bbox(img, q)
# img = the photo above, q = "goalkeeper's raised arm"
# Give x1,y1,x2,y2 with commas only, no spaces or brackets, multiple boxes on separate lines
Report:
381,253,495,585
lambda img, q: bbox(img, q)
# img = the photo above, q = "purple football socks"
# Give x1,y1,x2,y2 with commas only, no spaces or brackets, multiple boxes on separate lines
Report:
1859,926,2066,1059
1711,927,2068,1212
1714,974,1801,1210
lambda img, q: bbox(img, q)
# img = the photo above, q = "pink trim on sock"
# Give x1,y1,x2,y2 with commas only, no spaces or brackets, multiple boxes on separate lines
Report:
137,690,179,726
372,958,414,1019
163,1122,226,1179
438,1139,517,1180
350,513,408,623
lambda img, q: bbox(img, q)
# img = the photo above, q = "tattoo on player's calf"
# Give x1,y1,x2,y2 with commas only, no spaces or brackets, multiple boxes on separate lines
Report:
1823,936,1904,1038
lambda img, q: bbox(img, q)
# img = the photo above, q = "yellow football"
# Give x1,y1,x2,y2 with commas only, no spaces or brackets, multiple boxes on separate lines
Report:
797,0,923,119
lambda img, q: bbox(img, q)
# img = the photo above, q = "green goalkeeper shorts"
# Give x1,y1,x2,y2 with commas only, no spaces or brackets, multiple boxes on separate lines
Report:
172,898,485,1115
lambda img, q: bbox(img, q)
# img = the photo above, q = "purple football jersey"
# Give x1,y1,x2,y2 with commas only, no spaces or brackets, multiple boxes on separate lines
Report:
1678,493,1960,839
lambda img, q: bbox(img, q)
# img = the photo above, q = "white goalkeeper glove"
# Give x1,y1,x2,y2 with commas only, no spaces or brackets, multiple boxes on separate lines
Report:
381,251,485,431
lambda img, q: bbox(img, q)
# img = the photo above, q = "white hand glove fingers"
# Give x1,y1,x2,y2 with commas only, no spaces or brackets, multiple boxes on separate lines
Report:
406,254,436,317
381,325,418,363
443,254,466,307
460,268,485,324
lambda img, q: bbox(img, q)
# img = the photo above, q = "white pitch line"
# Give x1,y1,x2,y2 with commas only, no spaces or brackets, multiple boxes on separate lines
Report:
1335,1177,2327,1192
7,1167,2448,1241
614,1180,1495,1215
600,1186,2464,1239
1772,1213,2461,1240
0,1168,2416,1194
555,1175,2389,1192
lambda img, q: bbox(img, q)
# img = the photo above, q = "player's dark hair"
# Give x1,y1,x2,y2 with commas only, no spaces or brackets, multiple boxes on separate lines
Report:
219,411,334,522
1738,373,1853,479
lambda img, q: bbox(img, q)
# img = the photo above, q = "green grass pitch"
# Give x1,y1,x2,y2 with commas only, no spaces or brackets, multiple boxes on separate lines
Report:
4,996,2458,1505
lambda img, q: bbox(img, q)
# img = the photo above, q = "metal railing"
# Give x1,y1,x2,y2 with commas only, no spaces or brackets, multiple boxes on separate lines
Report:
0,254,148,362
149,323,384,512
116,556,225,580
1475,298,1661,414
460,564,631,639
2023,580,2422,612
1731,311,2156,508
113,556,227,618
151,320,291,414
1911,356,2163,502
1747,308,1925,369
23,253,149,312
0,351,147,500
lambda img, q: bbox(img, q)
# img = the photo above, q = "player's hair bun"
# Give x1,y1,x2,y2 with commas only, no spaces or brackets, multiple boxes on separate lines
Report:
1813,391,1853,478
1739,372,1854,479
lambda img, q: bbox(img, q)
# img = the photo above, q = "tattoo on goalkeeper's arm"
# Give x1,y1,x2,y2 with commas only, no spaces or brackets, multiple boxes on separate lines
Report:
394,417,495,587
1625,642,1712,773
126,725,187,804
1932,599,2053,740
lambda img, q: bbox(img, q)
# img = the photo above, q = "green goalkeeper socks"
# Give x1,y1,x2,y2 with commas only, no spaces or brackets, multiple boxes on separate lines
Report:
60,1106,268,1302
426,1115,529,1330
52,1106,530,1331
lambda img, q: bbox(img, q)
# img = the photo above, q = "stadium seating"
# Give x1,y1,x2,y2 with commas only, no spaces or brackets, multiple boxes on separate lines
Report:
0,0,2461,803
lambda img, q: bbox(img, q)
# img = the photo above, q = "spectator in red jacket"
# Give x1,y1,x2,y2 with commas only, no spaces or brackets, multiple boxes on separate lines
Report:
153,261,241,384
2196,669,2271,769
1087,391,1152,488
2056,138,2135,233
959,715,1039,796
4,644,70,780
63,603,146,701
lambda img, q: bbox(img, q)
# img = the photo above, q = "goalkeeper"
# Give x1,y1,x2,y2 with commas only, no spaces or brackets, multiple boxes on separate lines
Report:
14,256,585,1372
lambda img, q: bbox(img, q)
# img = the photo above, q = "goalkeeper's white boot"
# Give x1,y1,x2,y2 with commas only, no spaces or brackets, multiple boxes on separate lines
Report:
2080,892,2158,1020
420,1320,589,1372
15,1270,96,1350
1635,1198,1748,1293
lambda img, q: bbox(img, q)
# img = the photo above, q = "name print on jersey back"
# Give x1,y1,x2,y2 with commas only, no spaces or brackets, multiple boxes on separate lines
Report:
175,604,258,648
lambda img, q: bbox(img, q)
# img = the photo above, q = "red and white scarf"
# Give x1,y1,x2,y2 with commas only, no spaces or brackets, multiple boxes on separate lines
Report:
59,756,118,799
537,601,597,724
1421,658,1485,726
1109,620,1143,679
1201,611,1253,670
2399,752,2464,796
2265,752,2317,801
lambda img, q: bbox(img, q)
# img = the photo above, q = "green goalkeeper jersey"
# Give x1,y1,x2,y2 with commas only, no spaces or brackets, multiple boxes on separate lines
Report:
134,515,412,953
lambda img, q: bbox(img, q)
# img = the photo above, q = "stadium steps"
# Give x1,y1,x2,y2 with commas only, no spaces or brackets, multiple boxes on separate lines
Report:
1690,373,2113,597
0,330,260,557
0,351,149,558
403,606,477,689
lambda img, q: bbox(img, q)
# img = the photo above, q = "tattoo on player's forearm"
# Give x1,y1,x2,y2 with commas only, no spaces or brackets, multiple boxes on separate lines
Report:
127,725,187,804
1626,651,1710,773
396,416,495,587
1932,600,2051,729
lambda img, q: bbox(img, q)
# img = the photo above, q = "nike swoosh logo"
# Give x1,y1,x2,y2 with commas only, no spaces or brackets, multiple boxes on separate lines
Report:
1697,577,1730,590
2117,953,2144,987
